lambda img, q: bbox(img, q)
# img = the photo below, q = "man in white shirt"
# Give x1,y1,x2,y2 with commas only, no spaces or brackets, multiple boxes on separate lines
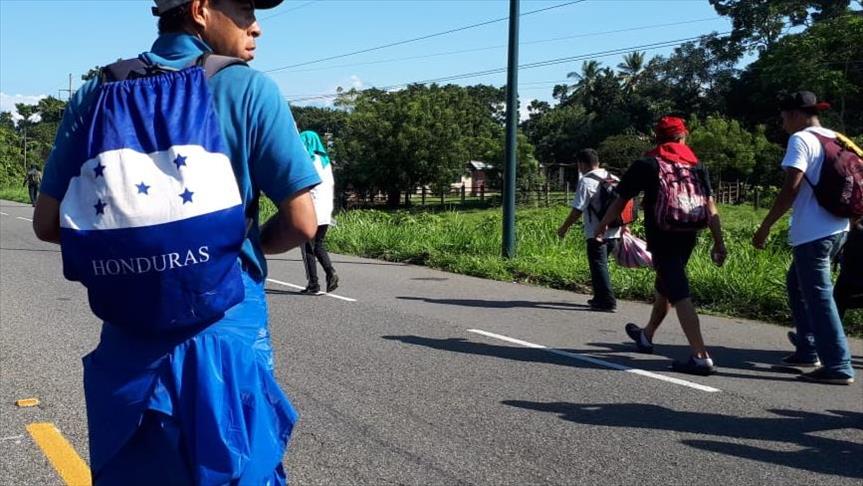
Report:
753,91,854,385
558,149,622,312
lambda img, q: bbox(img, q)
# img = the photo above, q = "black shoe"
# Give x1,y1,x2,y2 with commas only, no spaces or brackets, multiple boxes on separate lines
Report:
671,357,717,376
300,284,320,294
587,298,595,306
625,323,654,354
590,304,616,313
787,331,798,348
326,274,339,293
780,353,821,368
799,368,854,385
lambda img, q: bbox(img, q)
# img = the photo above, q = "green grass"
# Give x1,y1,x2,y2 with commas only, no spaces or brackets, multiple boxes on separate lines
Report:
0,185,30,204
260,198,861,335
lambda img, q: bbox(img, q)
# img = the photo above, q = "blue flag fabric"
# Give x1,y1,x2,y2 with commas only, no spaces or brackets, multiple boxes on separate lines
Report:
59,66,247,331
83,272,298,484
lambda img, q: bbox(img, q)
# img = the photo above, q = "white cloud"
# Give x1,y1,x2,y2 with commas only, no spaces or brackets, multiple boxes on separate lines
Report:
348,74,363,90
0,92,47,122
519,98,537,122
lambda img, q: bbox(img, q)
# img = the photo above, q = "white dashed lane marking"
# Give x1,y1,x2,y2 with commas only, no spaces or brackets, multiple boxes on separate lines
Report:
468,329,721,393
266,278,357,302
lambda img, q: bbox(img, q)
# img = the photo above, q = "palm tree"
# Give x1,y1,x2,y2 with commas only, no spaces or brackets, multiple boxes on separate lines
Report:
617,51,646,92
566,60,602,108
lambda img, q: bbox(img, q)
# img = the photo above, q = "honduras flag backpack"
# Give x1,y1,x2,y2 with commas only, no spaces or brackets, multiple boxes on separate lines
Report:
59,54,248,332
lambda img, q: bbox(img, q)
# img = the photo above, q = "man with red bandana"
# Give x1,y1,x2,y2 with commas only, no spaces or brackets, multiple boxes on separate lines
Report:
595,116,727,376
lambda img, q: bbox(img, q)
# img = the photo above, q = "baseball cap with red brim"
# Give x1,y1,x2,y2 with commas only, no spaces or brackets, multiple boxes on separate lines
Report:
778,91,831,112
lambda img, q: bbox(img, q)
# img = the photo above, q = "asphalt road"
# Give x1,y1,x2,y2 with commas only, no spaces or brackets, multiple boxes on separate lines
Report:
1,199,861,485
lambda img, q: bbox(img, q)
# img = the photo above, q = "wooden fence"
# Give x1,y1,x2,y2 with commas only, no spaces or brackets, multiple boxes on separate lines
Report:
342,180,772,210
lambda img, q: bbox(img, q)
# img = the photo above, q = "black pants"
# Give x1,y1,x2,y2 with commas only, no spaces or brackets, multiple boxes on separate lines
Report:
835,226,863,319
28,185,38,205
586,238,618,308
301,224,335,286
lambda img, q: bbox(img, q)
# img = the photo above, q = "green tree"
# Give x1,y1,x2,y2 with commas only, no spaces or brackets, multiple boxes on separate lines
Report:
566,60,603,109
726,13,863,135
707,0,857,61
617,51,646,93
687,116,784,186
597,132,652,174
522,103,592,166
335,85,470,207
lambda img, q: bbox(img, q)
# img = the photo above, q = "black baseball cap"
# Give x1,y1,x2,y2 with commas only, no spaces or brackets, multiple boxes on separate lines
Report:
153,0,284,16
778,91,831,112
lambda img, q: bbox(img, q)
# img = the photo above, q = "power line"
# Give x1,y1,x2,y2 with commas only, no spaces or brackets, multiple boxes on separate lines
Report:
264,0,588,73
272,17,722,76
286,32,728,102
259,0,321,21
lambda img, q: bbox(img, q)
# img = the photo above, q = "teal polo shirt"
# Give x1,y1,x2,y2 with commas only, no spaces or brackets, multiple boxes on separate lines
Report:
42,34,321,280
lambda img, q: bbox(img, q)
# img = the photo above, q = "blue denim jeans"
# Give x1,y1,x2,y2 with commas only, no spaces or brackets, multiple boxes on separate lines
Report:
586,238,618,308
787,232,854,377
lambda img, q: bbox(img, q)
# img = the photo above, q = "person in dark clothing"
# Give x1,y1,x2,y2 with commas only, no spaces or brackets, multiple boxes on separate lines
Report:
24,165,42,206
594,116,727,376
299,130,339,294
835,219,863,319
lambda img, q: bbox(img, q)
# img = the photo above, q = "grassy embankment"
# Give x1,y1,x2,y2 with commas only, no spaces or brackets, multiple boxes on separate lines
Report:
261,198,861,335
5,189,853,333
0,185,29,204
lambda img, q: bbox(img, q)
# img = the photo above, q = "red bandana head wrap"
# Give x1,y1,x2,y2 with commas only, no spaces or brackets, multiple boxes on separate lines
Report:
647,142,699,166
655,116,688,142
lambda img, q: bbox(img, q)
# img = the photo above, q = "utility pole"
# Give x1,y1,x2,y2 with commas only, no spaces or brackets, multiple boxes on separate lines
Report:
23,126,27,172
59,74,74,101
502,0,519,258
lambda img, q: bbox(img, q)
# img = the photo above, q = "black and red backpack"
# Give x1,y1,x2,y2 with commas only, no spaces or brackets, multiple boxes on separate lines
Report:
585,173,638,228
806,131,863,218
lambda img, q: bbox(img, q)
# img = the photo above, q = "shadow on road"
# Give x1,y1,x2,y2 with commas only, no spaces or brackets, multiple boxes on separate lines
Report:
382,335,604,369
397,296,591,311
383,334,857,384
501,400,863,479
582,341,863,374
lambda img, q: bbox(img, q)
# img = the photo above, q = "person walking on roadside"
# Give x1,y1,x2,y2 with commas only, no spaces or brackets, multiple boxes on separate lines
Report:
834,219,863,319
300,130,339,294
33,0,321,483
557,148,621,312
753,91,855,385
23,164,42,206
594,116,727,376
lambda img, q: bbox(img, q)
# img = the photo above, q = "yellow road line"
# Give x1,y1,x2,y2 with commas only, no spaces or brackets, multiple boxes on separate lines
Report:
26,423,92,486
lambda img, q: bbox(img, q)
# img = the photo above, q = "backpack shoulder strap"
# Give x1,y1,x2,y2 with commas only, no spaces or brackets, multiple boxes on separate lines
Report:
101,58,153,83
808,130,837,148
196,54,247,80
836,133,863,157
102,54,247,83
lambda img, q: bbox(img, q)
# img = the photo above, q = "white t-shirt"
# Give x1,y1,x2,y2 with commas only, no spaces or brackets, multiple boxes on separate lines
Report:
310,154,334,226
571,168,622,240
781,126,849,247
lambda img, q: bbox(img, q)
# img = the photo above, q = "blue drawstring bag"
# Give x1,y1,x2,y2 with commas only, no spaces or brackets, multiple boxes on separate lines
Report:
59,55,248,332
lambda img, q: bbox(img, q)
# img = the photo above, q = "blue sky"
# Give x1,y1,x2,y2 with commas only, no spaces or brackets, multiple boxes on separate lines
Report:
0,0,733,117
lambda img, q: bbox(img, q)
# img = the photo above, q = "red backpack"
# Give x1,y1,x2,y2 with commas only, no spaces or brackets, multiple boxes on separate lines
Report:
654,158,709,231
806,132,863,218
585,173,638,228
